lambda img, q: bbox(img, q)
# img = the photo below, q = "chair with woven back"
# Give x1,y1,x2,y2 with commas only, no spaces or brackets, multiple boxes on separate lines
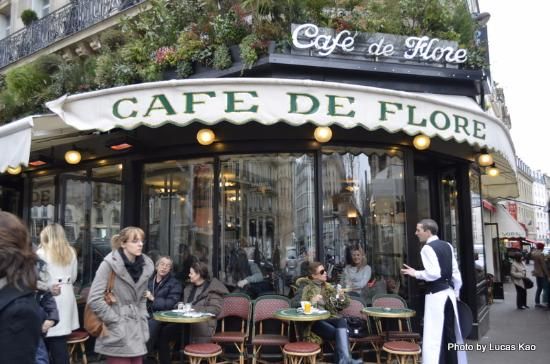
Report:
211,293,252,364
251,294,291,364
339,297,384,364
371,294,421,343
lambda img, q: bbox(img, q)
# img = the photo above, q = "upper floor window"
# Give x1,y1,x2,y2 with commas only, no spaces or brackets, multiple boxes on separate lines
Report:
32,0,50,18
0,13,10,39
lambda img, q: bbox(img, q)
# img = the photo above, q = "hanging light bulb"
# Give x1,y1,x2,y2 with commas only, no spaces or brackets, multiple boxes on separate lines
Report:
314,126,332,143
196,129,215,145
6,166,22,175
64,149,82,164
486,163,500,177
413,134,430,150
478,149,493,167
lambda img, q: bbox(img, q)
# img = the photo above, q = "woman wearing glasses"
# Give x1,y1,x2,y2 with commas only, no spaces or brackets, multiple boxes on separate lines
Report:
87,227,154,364
292,262,362,364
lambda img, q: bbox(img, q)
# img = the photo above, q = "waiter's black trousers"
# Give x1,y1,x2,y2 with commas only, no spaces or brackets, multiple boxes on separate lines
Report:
439,297,458,364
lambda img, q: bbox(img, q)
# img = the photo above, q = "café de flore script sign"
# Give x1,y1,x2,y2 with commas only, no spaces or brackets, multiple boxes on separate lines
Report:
291,23,468,64
47,78,499,151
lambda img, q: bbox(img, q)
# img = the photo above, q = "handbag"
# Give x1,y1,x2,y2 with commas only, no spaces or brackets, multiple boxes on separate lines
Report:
84,271,117,337
522,277,534,289
344,316,369,338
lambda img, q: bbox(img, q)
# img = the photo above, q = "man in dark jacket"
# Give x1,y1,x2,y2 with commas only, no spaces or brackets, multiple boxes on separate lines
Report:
145,256,182,358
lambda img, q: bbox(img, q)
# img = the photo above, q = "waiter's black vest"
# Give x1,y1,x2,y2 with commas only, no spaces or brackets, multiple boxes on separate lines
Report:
426,240,455,294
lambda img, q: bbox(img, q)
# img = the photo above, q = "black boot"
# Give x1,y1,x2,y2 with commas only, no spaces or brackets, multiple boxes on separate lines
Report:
335,328,362,364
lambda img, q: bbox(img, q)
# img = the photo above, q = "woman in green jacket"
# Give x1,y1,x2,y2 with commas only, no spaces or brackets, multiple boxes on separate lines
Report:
293,261,361,364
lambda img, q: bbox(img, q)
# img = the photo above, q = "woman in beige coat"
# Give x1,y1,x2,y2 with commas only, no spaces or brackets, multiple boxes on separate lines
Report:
510,252,529,310
87,227,154,364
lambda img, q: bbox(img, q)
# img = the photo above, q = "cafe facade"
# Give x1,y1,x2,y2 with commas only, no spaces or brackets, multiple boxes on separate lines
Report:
0,24,519,339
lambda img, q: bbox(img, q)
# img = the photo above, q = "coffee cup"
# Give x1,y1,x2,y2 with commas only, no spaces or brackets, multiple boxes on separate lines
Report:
300,301,312,314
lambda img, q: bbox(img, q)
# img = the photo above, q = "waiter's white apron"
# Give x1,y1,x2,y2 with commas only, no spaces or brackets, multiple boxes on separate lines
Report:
422,288,467,364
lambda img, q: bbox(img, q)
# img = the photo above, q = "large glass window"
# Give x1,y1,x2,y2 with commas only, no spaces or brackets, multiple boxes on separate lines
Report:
30,176,56,245
470,169,486,283
321,147,406,304
143,159,214,281
219,154,315,295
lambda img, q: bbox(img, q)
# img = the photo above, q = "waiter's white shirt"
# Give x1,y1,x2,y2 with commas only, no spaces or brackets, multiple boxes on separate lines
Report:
414,235,467,364
414,235,462,296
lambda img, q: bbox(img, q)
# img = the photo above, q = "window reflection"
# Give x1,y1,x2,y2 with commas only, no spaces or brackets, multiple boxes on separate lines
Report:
30,176,56,246
219,154,315,296
143,160,214,281
321,148,406,304
470,169,487,284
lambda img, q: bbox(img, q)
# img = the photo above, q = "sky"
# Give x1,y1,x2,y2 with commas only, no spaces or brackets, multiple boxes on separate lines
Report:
478,0,550,175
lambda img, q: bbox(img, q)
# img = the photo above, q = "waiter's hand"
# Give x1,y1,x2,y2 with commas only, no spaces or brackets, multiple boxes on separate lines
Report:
401,264,417,277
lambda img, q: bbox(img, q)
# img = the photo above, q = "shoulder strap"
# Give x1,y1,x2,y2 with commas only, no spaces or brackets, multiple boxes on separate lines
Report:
106,270,116,293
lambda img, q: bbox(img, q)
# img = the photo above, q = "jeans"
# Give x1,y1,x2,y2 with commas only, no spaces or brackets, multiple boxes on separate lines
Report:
535,276,545,304
36,337,50,364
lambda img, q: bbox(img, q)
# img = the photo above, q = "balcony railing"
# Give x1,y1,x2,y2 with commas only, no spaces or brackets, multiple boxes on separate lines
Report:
0,0,144,70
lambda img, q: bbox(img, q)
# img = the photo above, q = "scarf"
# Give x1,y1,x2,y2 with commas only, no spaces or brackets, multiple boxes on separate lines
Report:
119,248,144,282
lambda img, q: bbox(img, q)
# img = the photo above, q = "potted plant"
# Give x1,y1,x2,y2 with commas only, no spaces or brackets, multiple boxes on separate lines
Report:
21,9,38,26
239,34,268,71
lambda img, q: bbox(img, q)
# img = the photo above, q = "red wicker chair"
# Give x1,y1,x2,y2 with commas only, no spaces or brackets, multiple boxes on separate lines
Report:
382,340,421,364
340,298,384,364
184,343,223,364
371,294,421,343
251,295,291,364
211,293,251,364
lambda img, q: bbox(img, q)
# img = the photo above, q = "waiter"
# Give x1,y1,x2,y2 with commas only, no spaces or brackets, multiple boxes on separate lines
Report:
401,219,467,364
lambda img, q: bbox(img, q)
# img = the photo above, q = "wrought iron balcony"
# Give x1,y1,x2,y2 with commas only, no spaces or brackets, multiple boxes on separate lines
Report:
0,0,144,70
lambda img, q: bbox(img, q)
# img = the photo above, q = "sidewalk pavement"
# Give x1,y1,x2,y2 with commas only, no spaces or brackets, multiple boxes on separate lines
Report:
465,279,550,363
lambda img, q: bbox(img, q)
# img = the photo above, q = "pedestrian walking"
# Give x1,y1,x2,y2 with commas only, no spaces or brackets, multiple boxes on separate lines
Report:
531,243,548,308
37,224,79,364
0,211,43,364
510,252,529,309
87,226,154,364
401,218,467,364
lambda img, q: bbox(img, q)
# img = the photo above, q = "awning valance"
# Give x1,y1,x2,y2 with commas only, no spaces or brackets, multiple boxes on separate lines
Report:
45,78,518,196
0,117,33,172
494,204,526,239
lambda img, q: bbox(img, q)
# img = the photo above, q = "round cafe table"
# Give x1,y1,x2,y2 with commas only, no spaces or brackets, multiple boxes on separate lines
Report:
154,310,215,363
274,308,330,341
361,307,415,336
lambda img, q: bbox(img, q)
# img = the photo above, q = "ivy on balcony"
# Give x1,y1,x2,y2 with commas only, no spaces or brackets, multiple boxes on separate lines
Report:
0,0,485,125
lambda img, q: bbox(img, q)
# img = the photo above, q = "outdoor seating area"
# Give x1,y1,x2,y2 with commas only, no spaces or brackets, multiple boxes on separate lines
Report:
154,293,419,364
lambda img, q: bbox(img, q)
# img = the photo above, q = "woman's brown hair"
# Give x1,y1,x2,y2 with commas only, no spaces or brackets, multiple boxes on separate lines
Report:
190,261,210,281
307,261,324,278
0,211,37,290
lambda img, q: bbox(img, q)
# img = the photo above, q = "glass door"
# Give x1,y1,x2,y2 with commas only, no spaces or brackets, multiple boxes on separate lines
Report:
60,166,122,285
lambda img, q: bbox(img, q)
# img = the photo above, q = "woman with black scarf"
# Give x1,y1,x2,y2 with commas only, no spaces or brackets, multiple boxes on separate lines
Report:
87,227,154,364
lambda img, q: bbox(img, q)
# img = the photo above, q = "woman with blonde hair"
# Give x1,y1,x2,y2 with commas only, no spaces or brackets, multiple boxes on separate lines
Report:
341,245,372,301
37,223,79,364
87,227,154,364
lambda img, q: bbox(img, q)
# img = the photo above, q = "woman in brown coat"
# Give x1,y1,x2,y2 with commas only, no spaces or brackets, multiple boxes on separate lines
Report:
157,261,228,364
183,261,229,343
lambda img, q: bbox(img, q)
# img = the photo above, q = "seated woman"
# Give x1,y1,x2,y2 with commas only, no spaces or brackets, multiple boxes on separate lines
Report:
145,256,182,357
341,245,372,302
231,248,265,296
158,262,228,364
292,262,362,364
